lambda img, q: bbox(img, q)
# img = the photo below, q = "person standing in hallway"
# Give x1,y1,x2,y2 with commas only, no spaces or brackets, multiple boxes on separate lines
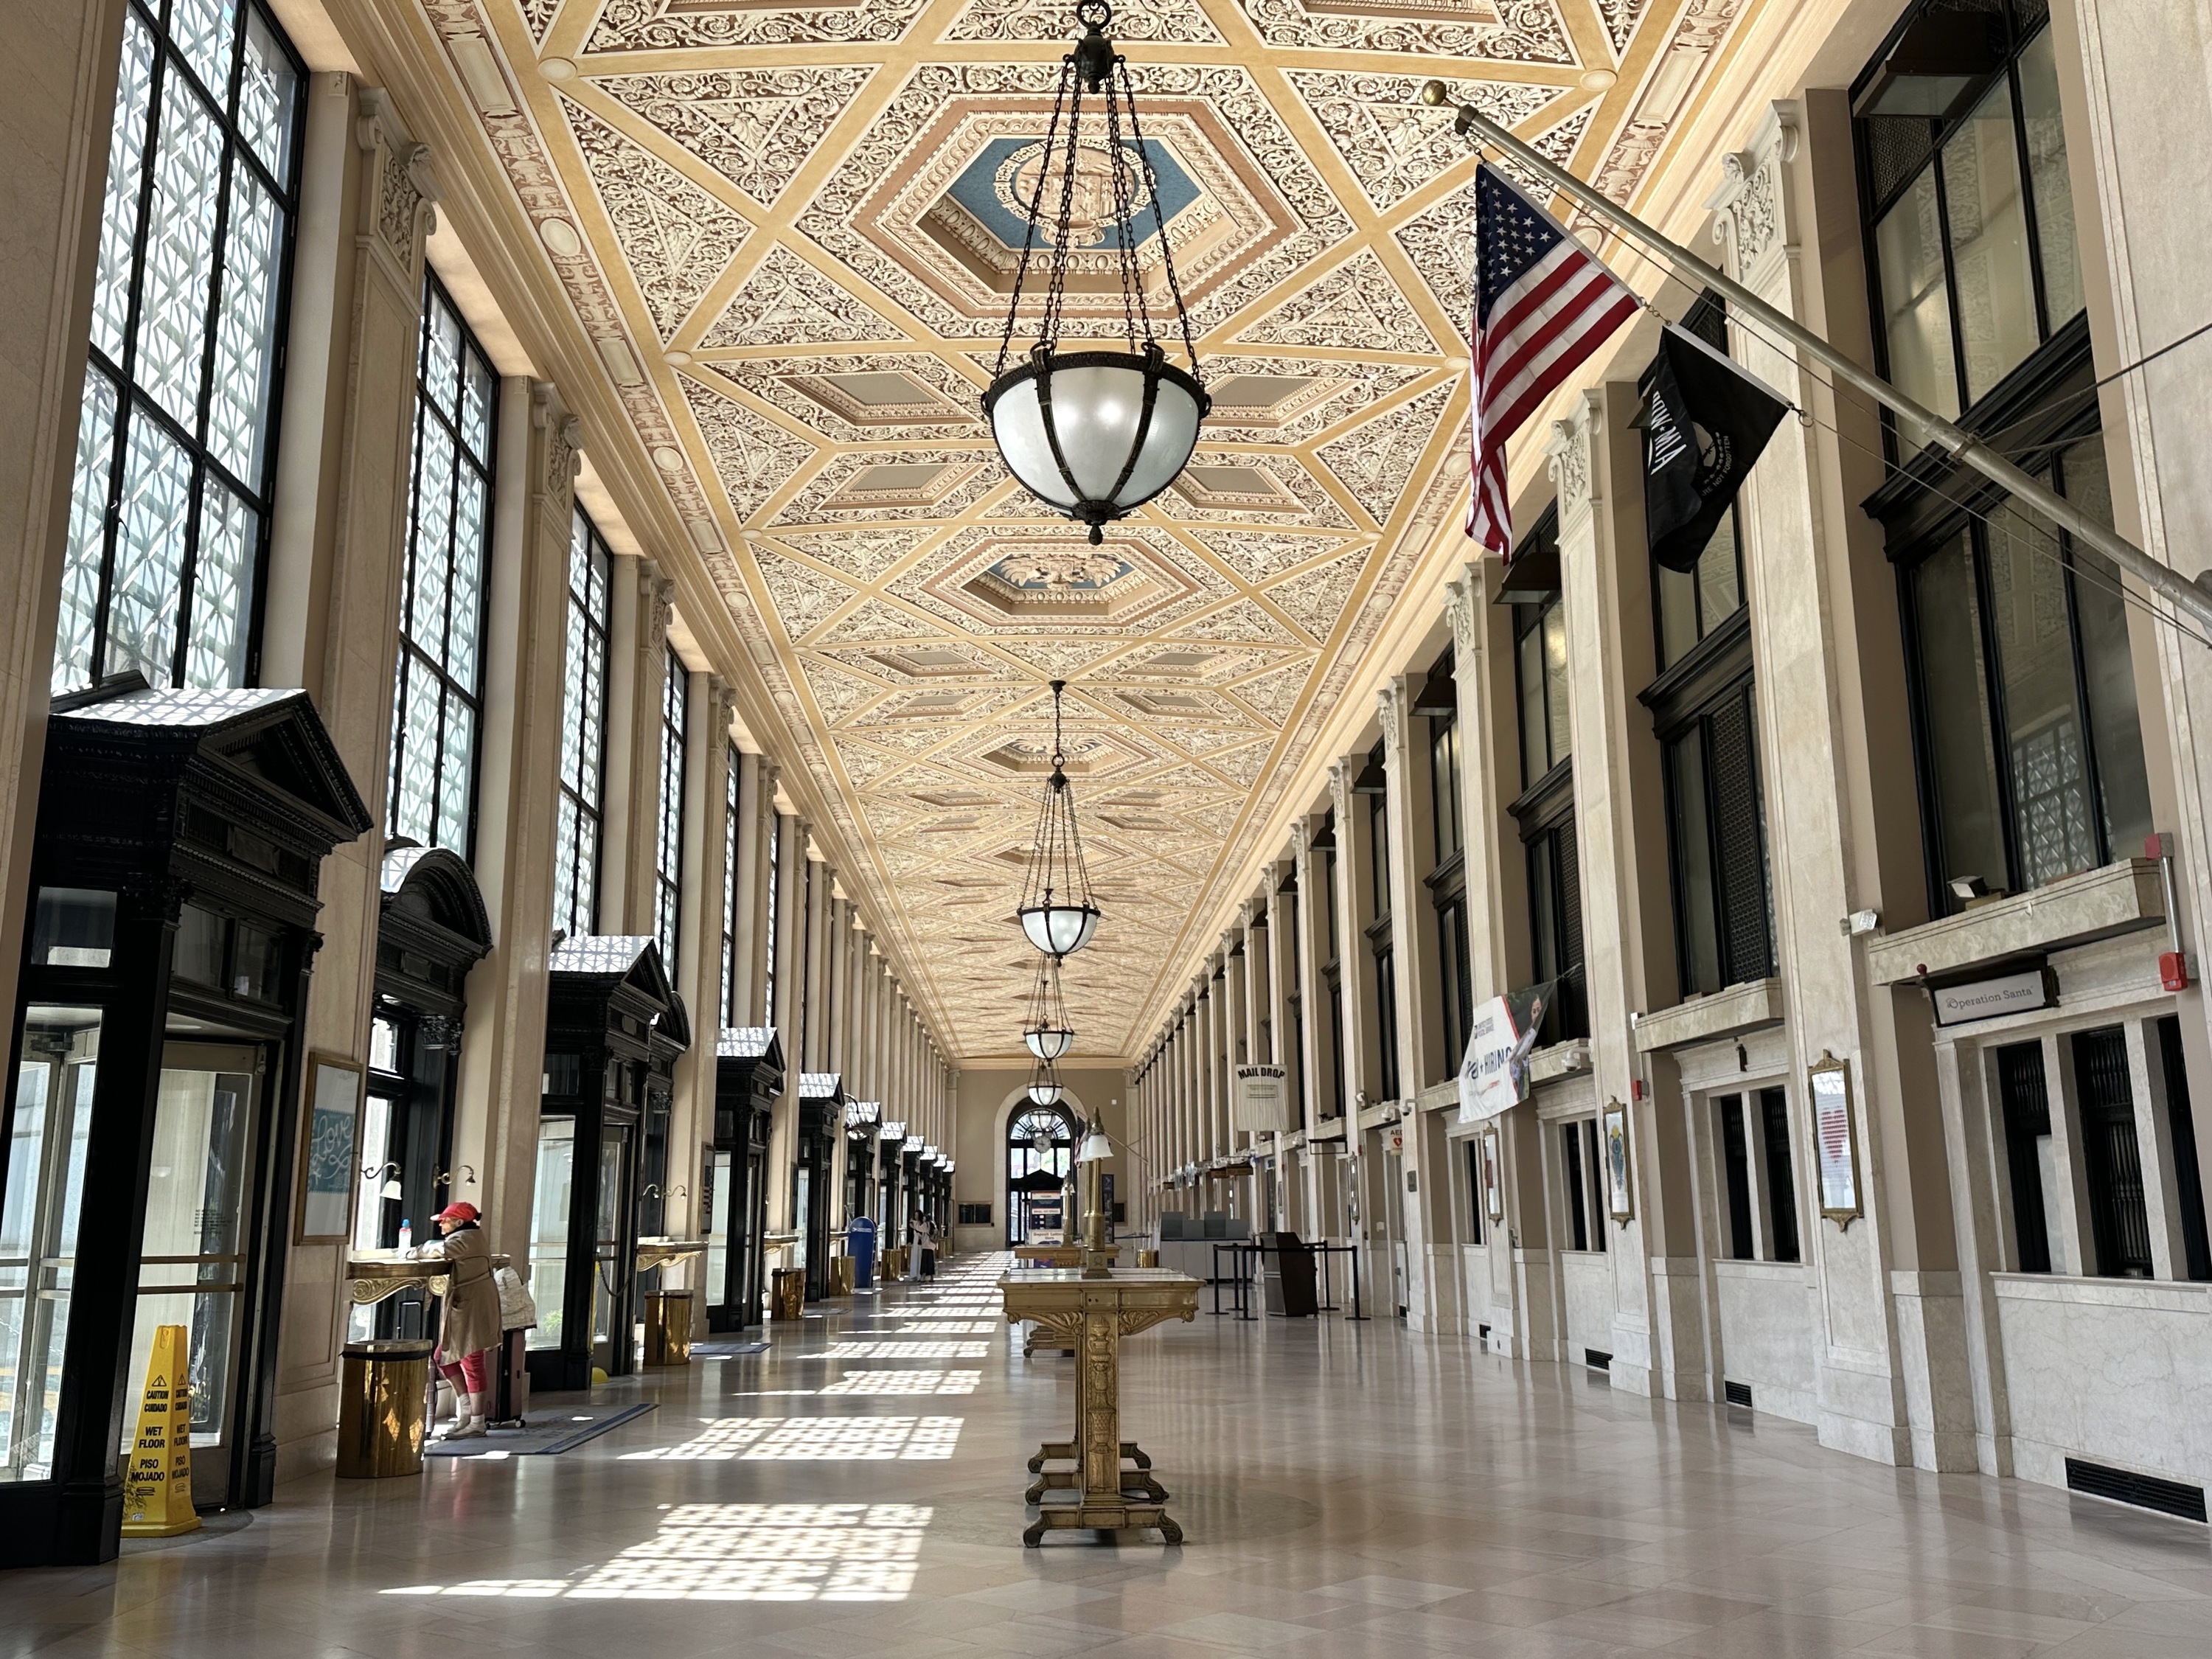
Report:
423,1201,501,1440
910,1210,936,1281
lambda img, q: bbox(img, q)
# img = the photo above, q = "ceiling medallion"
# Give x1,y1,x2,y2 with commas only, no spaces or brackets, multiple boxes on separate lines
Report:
1023,954,1076,1060
1016,679,1102,958
983,0,1210,546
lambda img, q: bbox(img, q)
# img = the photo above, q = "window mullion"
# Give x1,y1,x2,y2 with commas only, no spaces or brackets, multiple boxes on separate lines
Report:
1929,132,1972,425
2006,58,2053,343
1972,529,2025,894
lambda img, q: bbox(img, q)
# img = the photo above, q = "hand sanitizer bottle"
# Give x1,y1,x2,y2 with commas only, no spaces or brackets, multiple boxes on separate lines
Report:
398,1219,412,1253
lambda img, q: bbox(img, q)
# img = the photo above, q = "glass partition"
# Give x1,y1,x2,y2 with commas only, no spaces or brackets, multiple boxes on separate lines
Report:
527,1118,574,1352
0,1008,102,1484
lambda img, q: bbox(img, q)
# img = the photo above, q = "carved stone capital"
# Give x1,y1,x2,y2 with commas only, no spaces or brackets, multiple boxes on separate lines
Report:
1706,100,1801,279
1545,392,1599,518
529,384,582,509
1327,758,1354,821
354,89,437,274
1376,681,1406,763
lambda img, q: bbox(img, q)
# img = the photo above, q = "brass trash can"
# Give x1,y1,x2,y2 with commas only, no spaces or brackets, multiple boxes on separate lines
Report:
337,1339,434,1478
1138,1249,1160,1268
644,1290,692,1366
771,1267,805,1321
827,1256,855,1297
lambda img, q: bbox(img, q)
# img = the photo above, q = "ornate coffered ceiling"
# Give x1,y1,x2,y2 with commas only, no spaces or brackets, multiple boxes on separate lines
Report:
403,0,1759,1060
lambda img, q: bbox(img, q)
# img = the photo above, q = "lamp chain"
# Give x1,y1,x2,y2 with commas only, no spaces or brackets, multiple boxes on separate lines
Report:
1119,57,1199,376
995,57,1073,378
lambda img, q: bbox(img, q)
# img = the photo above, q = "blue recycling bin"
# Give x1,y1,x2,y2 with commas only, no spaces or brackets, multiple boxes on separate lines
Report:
849,1217,877,1290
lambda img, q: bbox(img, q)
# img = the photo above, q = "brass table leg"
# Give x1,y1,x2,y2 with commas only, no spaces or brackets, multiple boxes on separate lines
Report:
1023,1303,1181,1546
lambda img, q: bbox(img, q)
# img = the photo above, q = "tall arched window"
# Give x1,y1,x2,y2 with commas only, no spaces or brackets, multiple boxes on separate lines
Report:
1006,1104,1078,1246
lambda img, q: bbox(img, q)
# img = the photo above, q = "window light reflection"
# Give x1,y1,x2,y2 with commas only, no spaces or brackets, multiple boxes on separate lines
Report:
620,1415,962,1461
817,1370,978,1396
825,1340,990,1358
382,1503,930,1601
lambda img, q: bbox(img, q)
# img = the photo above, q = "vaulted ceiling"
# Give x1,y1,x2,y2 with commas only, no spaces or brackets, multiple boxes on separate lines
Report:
401,0,1760,1060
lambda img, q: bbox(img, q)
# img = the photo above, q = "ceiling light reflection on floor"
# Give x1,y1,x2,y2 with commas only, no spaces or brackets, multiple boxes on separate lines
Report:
381,1503,931,1601
621,1415,963,1461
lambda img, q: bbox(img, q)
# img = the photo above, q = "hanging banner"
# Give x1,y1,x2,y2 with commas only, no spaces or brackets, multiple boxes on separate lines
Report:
1638,318,1788,573
122,1323,199,1537
1234,1065,1289,1133
1458,981,1553,1125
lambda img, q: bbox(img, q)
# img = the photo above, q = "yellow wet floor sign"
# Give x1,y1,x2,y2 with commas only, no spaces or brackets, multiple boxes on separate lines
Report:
122,1324,200,1537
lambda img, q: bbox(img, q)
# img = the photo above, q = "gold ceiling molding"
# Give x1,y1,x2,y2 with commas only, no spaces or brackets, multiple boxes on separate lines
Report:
389,0,1764,1058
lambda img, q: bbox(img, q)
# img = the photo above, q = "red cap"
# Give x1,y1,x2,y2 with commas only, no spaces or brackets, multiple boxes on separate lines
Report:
434,1201,479,1224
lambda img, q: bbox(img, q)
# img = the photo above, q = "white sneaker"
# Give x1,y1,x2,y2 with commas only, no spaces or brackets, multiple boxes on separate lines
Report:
439,1415,487,1441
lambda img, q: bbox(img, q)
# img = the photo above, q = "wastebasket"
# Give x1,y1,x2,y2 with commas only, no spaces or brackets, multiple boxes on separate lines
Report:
644,1290,692,1366
827,1255,855,1296
771,1267,804,1321
337,1339,434,1478
849,1217,877,1290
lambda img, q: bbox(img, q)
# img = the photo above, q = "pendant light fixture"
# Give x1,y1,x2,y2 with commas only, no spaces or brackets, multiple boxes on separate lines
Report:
1028,1060,1067,1108
983,0,1209,544
1018,681,1101,957
1023,955,1076,1061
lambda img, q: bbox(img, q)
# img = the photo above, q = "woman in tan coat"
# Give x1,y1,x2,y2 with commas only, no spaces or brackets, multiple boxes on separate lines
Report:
424,1201,501,1440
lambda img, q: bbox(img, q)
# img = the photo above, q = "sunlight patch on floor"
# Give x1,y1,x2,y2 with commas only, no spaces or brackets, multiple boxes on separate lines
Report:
618,1415,963,1461
381,1503,931,1601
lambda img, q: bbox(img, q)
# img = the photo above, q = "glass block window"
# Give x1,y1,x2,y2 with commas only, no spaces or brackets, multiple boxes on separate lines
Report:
388,277,495,855
721,745,740,1026
1901,437,2150,911
655,645,689,971
553,509,611,939
56,0,305,693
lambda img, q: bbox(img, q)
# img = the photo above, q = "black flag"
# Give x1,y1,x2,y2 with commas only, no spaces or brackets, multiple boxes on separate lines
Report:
1638,321,1787,573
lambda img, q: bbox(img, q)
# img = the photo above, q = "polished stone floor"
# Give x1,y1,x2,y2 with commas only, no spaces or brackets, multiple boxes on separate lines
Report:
6,1252,2211,1658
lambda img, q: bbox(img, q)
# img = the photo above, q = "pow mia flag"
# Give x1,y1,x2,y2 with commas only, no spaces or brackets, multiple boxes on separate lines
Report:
1638,318,1788,573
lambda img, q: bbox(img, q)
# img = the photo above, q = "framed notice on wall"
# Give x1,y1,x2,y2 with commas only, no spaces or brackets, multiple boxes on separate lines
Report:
1600,1099,1633,1221
1808,1051,1862,1227
297,1054,364,1242
1482,1129,1503,1220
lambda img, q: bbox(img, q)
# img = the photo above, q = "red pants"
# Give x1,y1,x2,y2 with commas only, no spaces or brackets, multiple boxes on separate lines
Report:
439,1349,490,1394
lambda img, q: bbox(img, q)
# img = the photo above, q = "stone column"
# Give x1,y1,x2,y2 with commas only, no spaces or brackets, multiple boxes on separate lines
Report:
266,88,438,1486
451,377,577,1261
1709,100,1971,1467
764,818,807,1231
0,0,129,1048
665,672,731,1255
1546,387,1701,1399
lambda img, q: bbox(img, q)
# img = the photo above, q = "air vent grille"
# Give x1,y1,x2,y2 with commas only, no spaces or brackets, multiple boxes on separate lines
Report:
1724,1380,1753,1409
1584,1348,1612,1371
2065,1458,2207,1523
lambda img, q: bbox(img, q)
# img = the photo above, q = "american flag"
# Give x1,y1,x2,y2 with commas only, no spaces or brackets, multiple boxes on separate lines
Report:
1467,163,1640,555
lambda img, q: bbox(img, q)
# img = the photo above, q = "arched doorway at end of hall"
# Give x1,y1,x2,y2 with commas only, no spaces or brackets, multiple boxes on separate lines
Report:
1006,1103,1080,1247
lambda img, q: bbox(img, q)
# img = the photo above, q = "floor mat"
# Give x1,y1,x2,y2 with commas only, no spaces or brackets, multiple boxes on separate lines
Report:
425,1402,655,1457
691,1340,771,1357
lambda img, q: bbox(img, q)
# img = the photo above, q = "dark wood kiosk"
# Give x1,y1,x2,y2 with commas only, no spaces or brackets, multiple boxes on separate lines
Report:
526,936,685,1391
353,847,491,1340
706,1027,783,1332
794,1071,841,1301
0,683,369,1565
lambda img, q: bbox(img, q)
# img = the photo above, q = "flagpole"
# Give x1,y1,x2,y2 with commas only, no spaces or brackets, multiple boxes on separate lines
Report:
1419,80,2212,636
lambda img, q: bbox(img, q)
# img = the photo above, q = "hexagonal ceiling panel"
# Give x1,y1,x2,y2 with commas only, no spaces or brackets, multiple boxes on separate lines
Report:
407,0,1767,1059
